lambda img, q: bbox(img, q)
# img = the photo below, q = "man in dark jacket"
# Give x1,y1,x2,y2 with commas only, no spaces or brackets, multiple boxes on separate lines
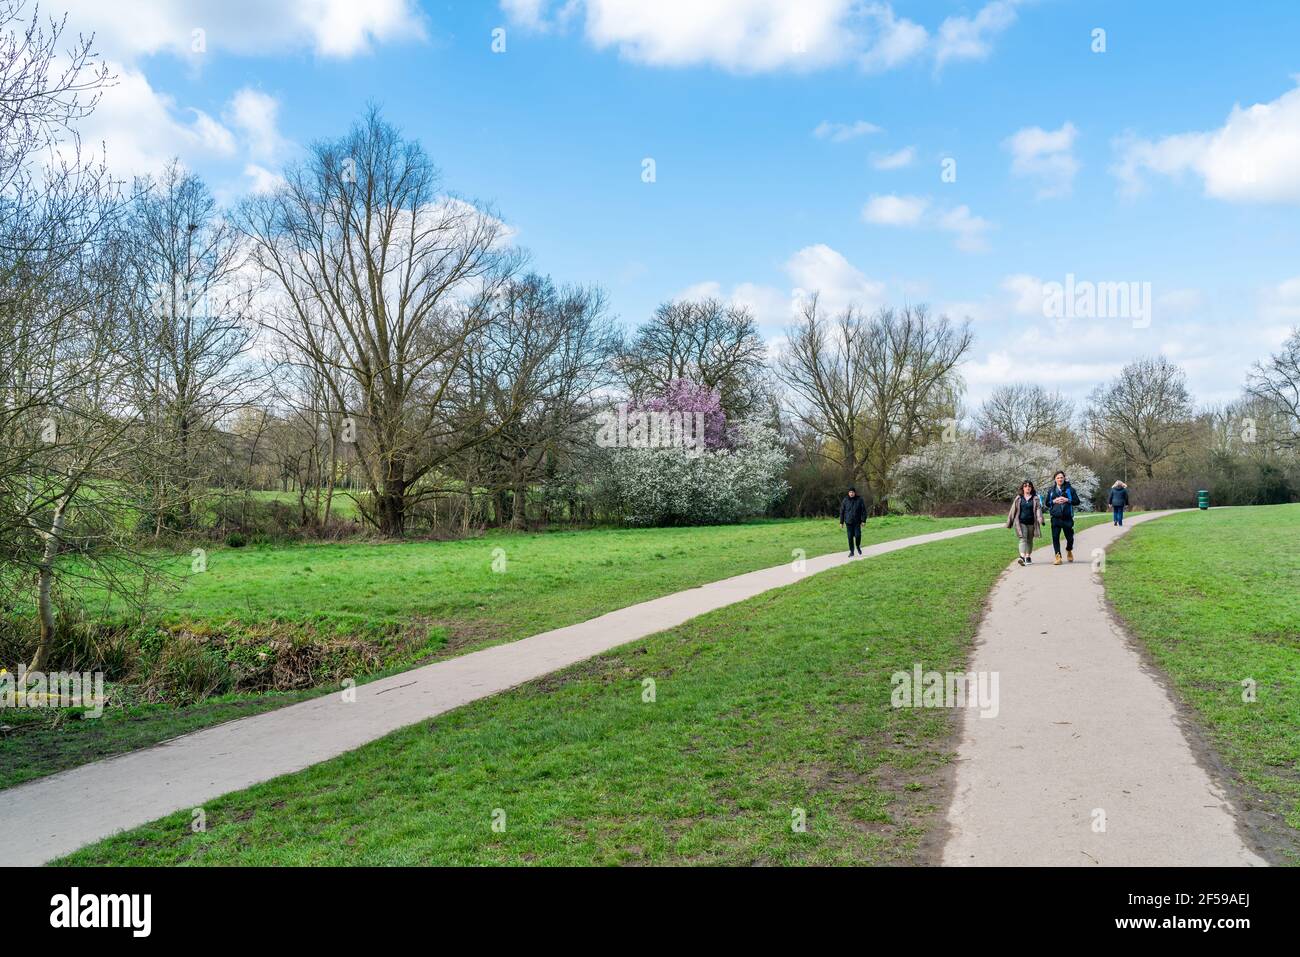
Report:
1046,469,1081,564
1107,481,1129,526
839,486,867,557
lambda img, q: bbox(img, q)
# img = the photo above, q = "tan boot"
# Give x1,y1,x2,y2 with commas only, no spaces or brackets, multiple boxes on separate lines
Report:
1053,554,1062,566
1066,549,1074,563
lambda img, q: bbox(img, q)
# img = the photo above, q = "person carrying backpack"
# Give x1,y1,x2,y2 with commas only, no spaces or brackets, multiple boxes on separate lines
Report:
839,486,867,557
1046,469,1081,565
1108,480,1129,526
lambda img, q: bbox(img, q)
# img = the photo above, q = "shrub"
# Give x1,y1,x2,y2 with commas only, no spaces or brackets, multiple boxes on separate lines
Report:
596,419,789,526
143,636,232,704
894,438,1098,512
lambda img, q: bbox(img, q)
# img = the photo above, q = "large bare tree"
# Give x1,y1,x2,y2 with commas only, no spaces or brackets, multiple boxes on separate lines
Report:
238,108,521,535
460,273,618,528
1086,356,1195,478
1245,327,1300,451
617,297,768,418
123,160,258,532
779,297,971,509
975,383,1074,444
0,1,165,671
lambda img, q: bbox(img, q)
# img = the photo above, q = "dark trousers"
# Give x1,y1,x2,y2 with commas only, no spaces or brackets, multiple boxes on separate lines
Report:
845,522,862,552
1051,522,1074,554
1112,506,1124,525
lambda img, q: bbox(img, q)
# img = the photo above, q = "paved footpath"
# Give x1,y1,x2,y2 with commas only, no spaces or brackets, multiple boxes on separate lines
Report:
942,510,1267,866
3,521,997,866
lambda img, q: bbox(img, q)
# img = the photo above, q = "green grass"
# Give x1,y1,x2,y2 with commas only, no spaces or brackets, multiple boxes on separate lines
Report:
1105,504,1300,862
244,488,362,520
0,690,321,790
4,514,994,791
55,525,1022,866
82,515,992,653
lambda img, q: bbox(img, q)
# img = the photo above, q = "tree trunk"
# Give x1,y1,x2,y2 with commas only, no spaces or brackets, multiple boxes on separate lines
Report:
178,412,192,528
511,470,527,530
377,455,406,536
323,425,337,524
29,497,69,673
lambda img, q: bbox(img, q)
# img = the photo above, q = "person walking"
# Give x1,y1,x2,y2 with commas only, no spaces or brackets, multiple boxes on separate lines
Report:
1046,469,1081,565
1006,479,1042,566
839,486,866,557
1108,480,1129,526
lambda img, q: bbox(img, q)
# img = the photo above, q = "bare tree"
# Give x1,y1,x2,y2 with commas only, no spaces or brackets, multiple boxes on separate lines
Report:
1086,356,1195,478
238,108,521,535
460,273,618,528
617,297,768,418
1,181,157,671
1245,327,1300,451
0,0,114,551
778,296,971,508
0,1,167,672
976,383,1074,444
778,295,870,489
0,0,111,190
123,160,258,532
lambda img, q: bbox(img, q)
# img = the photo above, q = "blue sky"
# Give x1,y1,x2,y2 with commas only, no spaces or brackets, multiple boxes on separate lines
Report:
64,0,1300,409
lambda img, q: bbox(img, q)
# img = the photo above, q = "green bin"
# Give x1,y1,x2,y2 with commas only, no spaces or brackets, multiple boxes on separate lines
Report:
1196,489,1209,510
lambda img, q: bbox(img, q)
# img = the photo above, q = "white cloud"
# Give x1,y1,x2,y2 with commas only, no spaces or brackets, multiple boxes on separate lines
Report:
227,88,289,162
72,68,291,180
679,246,887,333
937,205,993,253
934,0,1021,70
72,64,237,176
858,2,929,74
1261,276,1300,325
863,194,993,252
862,193,928,226
501,0,551,29
1002,274,1047,316
503,1,1019,74
813,120,883,142
59,0,424,61
577,0,859,72
783,244,887,315
245,163,287,195
1004,122,1079,198
45,2,400,184
1112,80,1300,204
871,146,916,170
677,280,799,332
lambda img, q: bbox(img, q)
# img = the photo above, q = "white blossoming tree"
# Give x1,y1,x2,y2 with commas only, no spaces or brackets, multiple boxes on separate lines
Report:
597,419,789,526
893,438,1098,512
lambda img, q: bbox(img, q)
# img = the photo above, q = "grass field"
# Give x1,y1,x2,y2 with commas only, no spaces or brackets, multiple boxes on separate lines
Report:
55,524,1026,865
4,514,997,790
245,489,362,520
1105,504,1300,862
86,514,993,650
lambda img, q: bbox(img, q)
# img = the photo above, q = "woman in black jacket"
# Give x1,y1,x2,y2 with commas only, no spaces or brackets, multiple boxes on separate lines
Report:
1108,481,1129,526
1046,470,1081,565
839,487,867,557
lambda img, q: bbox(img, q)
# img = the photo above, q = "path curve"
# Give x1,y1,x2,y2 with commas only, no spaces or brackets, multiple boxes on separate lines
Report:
941,510,1267,866
3,521,998,866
